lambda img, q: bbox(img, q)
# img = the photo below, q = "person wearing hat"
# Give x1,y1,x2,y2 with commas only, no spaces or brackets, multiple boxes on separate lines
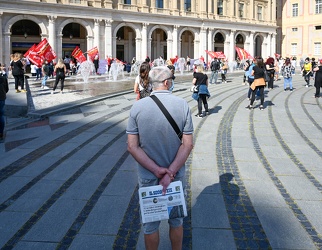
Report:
313,59,322,98
0,64,9,141
127,66,193,250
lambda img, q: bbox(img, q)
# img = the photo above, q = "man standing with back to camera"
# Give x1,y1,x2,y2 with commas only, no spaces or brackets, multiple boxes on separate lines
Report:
126,66,194,250
209,57,220,84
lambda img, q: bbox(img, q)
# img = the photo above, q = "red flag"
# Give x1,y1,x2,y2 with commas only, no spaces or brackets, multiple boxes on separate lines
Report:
35,38,57,63
24,44,37,58
87,46,99,62
235,47,254,60
205,50,226,59
71,46,86,63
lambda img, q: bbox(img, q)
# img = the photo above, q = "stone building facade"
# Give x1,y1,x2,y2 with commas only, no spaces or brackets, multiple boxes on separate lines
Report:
276,0,322,59
0,0,277,64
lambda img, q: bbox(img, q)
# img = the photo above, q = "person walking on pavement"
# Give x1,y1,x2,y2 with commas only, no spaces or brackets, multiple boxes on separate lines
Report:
220,59,228,84
127,66,194,250
52,59,67,94
302,57,312,87
209,57,220,84
246,57,266,110
192,64,210,117
281,58,295,92
10,53,26,93
246,60,255,100
41,60,50,89
313,59,322,98
265,57,275,90
0,68,9,142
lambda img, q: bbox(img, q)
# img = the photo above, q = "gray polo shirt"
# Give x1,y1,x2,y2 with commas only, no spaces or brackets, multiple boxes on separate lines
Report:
126,90,194,179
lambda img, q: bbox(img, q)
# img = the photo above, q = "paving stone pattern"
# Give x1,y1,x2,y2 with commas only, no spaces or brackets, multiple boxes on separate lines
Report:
0,72,321,249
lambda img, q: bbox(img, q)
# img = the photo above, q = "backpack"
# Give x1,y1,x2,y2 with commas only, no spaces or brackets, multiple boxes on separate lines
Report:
210,60,220,71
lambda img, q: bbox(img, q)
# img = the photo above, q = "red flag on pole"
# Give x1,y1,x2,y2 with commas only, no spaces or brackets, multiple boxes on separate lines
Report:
71,46,86,63
235,47,254,60
205,50,226,59
87,46,99,62
35,38,56,63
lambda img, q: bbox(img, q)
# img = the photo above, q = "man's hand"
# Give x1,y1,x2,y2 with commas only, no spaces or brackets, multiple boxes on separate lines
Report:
159,173,173,195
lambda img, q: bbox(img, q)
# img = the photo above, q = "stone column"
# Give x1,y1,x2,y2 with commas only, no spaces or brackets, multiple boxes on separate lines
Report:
249,31,254,57
93,19,100,55
229,30,235,62
223,0,227,16
142,23,148,61
172,25,179,57
199,25,207,60
180,0,184,14
213,0,218,14
47,15,57,57
207,28,213,57
191,0,195,13
57,34,63,61
249,0,254,19
4,31,11,66
271,33,276,57
104,19,113,58
262,33,269,59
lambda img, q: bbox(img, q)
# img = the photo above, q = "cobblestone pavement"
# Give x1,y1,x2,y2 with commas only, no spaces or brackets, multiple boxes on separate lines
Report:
0,72,321,249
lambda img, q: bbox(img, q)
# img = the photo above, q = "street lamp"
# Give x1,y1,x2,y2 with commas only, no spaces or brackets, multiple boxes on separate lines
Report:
24,32,27,39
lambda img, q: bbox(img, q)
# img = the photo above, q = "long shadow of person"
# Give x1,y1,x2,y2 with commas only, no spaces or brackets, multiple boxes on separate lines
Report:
220,173,240,205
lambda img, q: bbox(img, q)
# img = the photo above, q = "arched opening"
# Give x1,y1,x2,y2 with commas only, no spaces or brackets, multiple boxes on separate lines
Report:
11,19,41,54
254,36,263,57
116,26,136,63
181,30,194,59
62,22,87,58
151,28,167,61
214,32,225,53
235,34,244,60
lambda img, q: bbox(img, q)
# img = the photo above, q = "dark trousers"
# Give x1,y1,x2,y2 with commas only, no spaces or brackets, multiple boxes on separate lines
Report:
198,94,208,115
13,74,24,90
247,78,254,98
53,75,65,91
250,86,264,106
315,85,321,97
267,76,274,89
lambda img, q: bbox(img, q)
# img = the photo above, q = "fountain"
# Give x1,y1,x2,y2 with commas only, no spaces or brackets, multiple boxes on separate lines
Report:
108,61,125,81
152,58,165,67
177,57,186,75
130,60,144,76
78,60,95,83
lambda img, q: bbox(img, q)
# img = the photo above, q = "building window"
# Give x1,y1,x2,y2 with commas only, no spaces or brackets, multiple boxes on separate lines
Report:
291,43,297,55
316,25,322,30
217,0,223,15
156,0,163,8
314,42,321,55
124,0,131,4
185,0,191,11
316,0,322,14
257,6,263,20
239,3,244,17
70,0,81,3
292,3,298,17
292,27,298,31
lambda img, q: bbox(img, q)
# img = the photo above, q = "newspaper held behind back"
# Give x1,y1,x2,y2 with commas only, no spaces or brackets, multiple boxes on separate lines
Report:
138,181,187,224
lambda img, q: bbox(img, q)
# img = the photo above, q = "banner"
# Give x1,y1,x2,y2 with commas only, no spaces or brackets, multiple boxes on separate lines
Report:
205,50,226,59
71,46,86,63
87,46,99,62
235,47,254,60
35,38,56,63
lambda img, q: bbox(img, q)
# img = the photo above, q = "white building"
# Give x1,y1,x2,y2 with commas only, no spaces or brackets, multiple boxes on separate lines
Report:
0,0,277,65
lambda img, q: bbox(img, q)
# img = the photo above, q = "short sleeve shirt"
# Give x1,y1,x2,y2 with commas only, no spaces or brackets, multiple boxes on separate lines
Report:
126,91,194,179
